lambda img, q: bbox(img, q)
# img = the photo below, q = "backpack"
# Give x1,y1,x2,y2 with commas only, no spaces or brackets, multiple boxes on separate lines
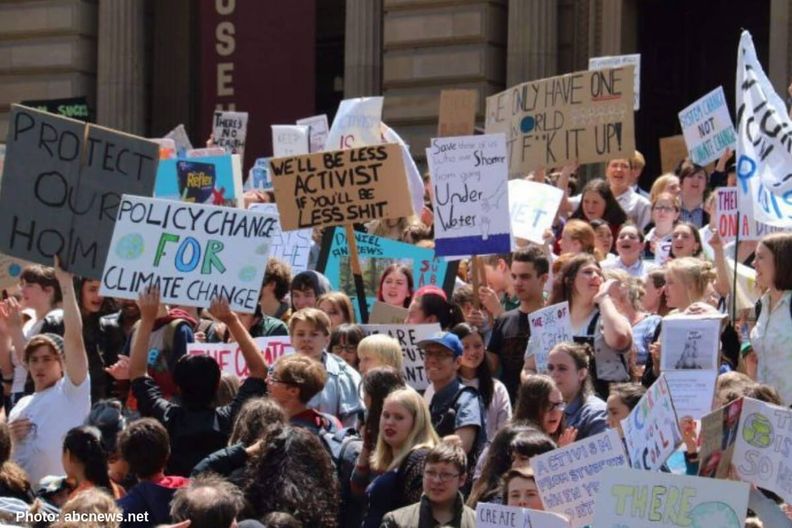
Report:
430,385,481,438
319,427,364,528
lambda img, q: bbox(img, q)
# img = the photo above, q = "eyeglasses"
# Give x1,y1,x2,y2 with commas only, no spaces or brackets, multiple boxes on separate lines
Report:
424,470,460,482
266,372,292,385
548,401,566,412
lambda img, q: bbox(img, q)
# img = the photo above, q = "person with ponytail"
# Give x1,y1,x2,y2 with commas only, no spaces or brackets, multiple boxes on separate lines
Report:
405,286,464,330
62,425,124,499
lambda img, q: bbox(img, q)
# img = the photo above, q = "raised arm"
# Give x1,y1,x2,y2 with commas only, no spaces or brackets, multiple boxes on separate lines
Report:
54,259,88,386
128,287,160,381
594,279,633,351
208,298,267,380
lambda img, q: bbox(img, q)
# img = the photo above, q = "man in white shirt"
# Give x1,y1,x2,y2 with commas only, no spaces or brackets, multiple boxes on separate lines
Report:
7,261,90,485
606,158,652,231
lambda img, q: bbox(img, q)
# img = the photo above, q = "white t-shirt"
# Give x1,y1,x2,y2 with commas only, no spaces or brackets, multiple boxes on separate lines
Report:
12,309,63,393
9,374,91,485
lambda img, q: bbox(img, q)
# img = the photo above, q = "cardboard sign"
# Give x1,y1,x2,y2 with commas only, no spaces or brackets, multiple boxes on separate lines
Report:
589,54,641,110
438,89,478,137
0,254,28,291
269,144,412,231
659,314,722,372
530,429,628,528
714,187,785,242
100,195,278,313
475,502,570,528
678,86,736,166
155,155,243,208
0,105,159,279
664,370,717,421
296,114,330,153
621,374,682,471
736,31,792,228
369,301,409,324
316,227,457,321
658,135,688,174
271,125,310,158
188,337,294,379
212,111,248,160
527,301,572,373
245,158,272,191
325,97,384,150
20,96,90,120
485,67,635,177
249,204,312,275
164,124,193,157
360,323,441,390
593,467,749,528
381,123,427,215
508,180,564,244
427,134,511,257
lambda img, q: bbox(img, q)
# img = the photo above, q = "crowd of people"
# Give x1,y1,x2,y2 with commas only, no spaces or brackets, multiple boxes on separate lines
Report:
0,145,790,528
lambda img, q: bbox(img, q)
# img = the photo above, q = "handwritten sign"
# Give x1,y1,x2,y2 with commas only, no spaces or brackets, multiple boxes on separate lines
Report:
660,315,721,372
678,87,736,166
485,67,635,177
588,54,641,110
100,195,277,313
527,302,572,373
155,155,243,208
245,158,272,191
508,180,564,244
269,144,412,231
530,429,627,528
427,134,511,257
658,134,688,174
369,301,409,324
212,110,248,160
188,337,294,379
296,114,330,153
164,124,193,157
272,125,310,158
593,467,749,528
249,204,312,275
0,105,159,279
359,323,441,390
715,186,785,242
664,370,717,421
475,502,569,528
0,254,28,291
381,123,426,215
438,89,478,137
621,374,682,471
325,97,383,150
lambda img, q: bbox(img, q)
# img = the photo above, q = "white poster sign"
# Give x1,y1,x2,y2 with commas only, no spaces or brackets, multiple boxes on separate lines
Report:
508,180,564,244
475,502,570,528
678,86,737,166
664,369,717,421
296,114,330,153
589,53,641,110
360,323,441,391
271,125,310,158
527,301,572,373
187,337,294,379
325,97,384,151
249,204,312,275
212,111,248,159
660,315,722,372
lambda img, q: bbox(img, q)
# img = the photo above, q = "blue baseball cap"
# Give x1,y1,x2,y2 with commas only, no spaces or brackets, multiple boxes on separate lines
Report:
417,331,463,358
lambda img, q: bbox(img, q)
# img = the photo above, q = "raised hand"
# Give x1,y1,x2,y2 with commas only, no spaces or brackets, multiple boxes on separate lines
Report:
137,287,161,323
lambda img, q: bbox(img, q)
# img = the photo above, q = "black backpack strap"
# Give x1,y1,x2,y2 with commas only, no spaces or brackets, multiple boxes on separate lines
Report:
586,310,601,336
755,299,762,320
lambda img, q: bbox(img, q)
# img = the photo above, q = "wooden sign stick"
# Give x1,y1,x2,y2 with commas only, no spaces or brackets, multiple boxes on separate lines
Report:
345,224,370,323
471,256,481,309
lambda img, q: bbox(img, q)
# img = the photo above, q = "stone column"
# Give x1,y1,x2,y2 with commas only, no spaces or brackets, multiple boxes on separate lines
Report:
344,0,382,97
769,0,791,96
599,0,623,56
507,0,558,86
96,0,146,134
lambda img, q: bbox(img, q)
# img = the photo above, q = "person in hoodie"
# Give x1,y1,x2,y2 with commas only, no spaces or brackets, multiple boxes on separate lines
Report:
289,270,331,311
117,417,188,528
128,289,269,477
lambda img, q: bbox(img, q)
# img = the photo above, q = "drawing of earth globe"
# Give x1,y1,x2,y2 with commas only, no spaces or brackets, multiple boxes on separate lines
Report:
742,413,773,448
7,263,21,278
239,266,257,282
115,234,144,260
689,502,741,528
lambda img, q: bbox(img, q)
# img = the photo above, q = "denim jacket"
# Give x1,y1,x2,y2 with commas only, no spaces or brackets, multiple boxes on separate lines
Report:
308,351,363,427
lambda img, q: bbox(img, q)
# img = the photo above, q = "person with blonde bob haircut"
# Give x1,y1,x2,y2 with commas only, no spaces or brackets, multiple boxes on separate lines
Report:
649,173,682,203
357,334,404,375
355,388,440,528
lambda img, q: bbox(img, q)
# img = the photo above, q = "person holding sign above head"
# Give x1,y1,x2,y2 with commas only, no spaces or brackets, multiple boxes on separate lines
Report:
604,158,652,231
288,308,362,427
750,233,792,405
377,264,413,309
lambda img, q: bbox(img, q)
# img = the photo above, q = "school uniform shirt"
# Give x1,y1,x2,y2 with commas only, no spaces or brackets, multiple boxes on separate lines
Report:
9,374,91,485
751,291,792,405
680,204,708,229
308,351,363,427
614,187,652,231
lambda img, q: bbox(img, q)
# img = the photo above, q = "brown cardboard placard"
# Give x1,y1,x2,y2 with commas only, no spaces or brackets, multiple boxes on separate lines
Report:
659,134,689,174
369,301,409,325
437,89,477,137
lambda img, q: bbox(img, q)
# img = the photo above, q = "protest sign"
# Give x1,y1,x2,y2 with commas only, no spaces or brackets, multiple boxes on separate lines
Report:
151,138,176,160
296,114,330,153
369,301,409,324
20,96,90,120
272,125,310,158
245,158,272,191
426,134,511,257
0,255,28,291
530,429,627,528
0,105,159,279
269,144,412,231
508,180,564,244
678,86,736,166
664,370,717,421
438,89,478,137
714,187,786,242
187,147,227,157
360,323,441,390
698,398,744,479
316,227,457,320
485,66,635,177
475,502,570,528
187,337,294,379
588,54,641,110
621,374,682,471
527,301,572,373
325,97,384,150
593,467,749,528
249,204,312,275
659,135,688,174
164,124,193,156
660,314,722,371
736,30,792,228
212,111,248,160
100,195,277,313
155,155,243,208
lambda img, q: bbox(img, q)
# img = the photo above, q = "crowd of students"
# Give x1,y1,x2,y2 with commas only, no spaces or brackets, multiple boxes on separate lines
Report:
0,147,790,528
